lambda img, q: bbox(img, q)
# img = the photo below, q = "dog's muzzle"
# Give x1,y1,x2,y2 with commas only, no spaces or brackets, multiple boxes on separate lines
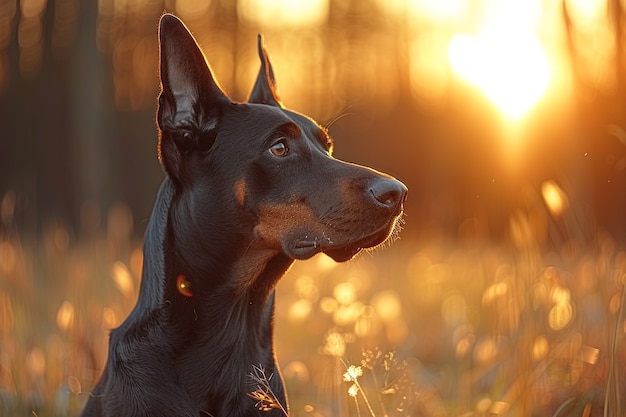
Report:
289,175,407,262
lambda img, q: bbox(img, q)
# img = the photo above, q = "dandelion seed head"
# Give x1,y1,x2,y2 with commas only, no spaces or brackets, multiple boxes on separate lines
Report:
343,365,363,382
322,330,346,357
348,383,359,397
361,348,382,369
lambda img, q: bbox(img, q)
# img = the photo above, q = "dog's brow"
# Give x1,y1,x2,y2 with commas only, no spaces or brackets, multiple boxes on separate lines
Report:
315,128,334,153
262,122,301,147
279,122,301,137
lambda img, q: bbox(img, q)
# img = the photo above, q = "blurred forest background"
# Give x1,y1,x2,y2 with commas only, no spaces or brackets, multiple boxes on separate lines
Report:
0,0,624,243
1,0,626,416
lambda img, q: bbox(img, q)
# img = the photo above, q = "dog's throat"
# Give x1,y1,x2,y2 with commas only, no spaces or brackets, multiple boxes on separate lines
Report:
176,274,194,297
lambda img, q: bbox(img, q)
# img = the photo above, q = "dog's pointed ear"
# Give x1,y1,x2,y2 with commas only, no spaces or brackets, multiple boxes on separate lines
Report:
157,14,231,183
248,35,283,107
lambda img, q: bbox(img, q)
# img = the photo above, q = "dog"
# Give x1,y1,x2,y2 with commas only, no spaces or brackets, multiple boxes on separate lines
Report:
80,13,407,417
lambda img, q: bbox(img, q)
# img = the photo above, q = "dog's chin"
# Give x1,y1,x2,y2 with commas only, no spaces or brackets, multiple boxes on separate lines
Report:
285,239,362,262
323,226,395,262
323,246,364,262
285,216,403,262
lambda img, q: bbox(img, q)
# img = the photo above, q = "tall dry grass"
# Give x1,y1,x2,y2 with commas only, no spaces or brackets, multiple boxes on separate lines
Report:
0,188,624,417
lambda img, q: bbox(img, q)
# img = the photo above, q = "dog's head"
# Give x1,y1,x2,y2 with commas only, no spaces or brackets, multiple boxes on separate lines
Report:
156,14,406,267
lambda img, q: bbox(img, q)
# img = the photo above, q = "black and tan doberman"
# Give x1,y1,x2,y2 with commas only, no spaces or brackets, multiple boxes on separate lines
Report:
81,13,407,417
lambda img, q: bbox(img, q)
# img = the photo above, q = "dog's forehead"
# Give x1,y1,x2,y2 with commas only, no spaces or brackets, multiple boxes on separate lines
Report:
282,109,323,133
232,103,330,147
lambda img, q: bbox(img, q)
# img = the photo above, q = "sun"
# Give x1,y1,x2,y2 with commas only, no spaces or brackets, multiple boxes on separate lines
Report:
447,3,551,120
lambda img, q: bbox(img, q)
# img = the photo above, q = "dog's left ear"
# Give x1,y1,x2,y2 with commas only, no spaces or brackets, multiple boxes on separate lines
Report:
248,35,283,107
157,14,231,184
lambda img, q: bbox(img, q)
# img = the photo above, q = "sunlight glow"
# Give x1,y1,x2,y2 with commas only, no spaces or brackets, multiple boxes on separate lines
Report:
567,0,605,25
238,0,328,28
408,0,468,20
175,0,212,20
381,0,468,20
448,1,551,120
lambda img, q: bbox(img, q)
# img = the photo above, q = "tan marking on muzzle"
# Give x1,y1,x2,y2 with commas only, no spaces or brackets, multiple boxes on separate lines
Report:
254,202,321,248
233,203,319,295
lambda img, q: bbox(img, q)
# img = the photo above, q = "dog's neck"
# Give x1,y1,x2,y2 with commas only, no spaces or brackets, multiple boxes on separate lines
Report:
166,191,294,410
130,177,294,330
127,178,292,410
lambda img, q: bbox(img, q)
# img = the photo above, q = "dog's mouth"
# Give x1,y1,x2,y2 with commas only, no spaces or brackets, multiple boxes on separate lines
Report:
287,213,404,262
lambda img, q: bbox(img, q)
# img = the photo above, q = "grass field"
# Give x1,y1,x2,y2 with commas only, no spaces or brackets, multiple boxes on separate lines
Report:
0,193,624,417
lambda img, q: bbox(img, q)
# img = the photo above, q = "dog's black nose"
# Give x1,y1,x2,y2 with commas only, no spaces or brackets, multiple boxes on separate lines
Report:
369,177,407,213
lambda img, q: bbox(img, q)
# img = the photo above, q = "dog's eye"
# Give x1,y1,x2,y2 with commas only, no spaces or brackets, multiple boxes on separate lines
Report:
269,141,289,157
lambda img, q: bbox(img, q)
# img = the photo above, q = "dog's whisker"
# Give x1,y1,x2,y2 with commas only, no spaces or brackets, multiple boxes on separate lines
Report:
323,105,355,130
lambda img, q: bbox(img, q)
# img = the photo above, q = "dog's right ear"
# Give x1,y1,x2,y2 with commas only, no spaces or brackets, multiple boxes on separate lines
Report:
248,35,283,107
157,14,231,184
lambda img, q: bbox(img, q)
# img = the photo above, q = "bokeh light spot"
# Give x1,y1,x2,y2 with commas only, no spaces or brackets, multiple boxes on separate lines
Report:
111,261,134,298
26,346,45,377
102,307,117,329
532,336,549,360
541,181,570,218
333,282,357,306
581,345,599,364
371,290,402,323
322,330,346,357
474,337,497,363
288,299,312,323
548,302,573,330
56,300,75,331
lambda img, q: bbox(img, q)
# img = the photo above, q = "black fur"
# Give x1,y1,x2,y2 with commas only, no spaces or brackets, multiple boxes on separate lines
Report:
80,14,407,417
